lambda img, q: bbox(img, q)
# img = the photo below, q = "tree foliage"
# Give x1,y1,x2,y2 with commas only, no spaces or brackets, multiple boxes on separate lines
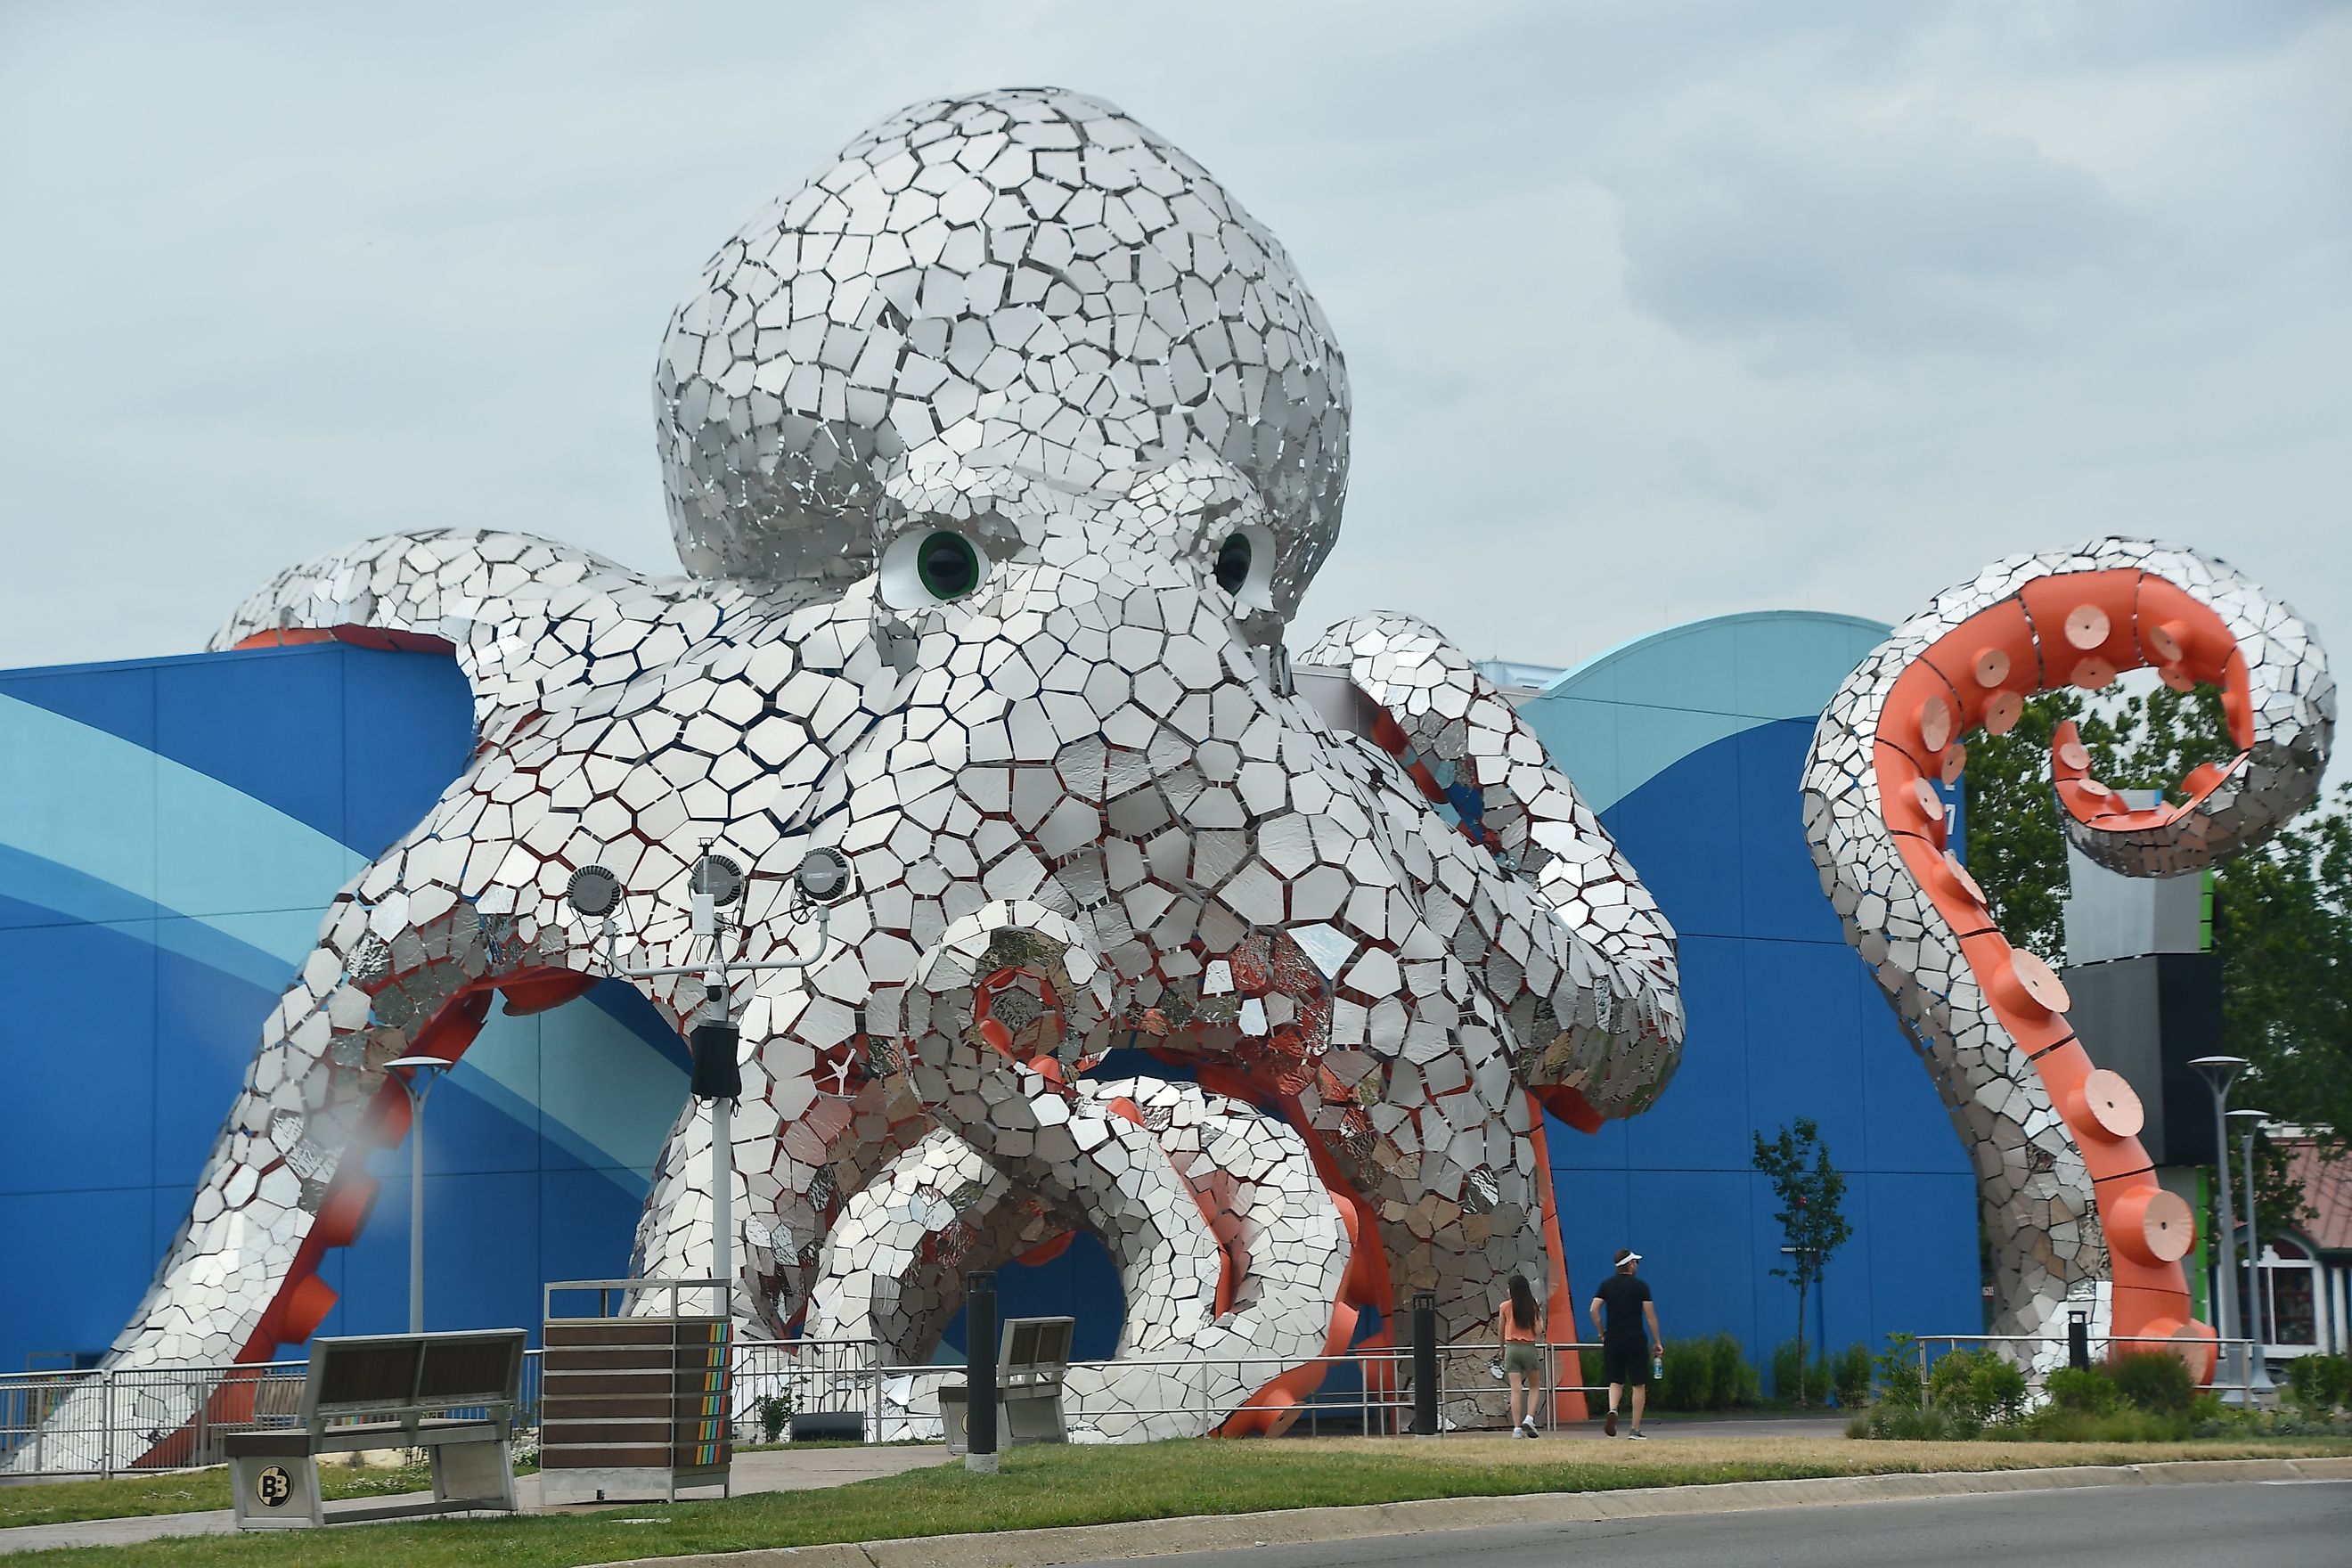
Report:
1752,1117,1854,1403
1958,679,2348,1243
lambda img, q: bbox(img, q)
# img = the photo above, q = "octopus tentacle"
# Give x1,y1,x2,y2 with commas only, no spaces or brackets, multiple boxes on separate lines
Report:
1802,537,2332,1362
1303,613,1684,1116
892,905,1350,1438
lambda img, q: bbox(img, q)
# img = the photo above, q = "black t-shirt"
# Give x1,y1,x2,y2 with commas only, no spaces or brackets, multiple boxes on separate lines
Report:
1595,1272,1652,1345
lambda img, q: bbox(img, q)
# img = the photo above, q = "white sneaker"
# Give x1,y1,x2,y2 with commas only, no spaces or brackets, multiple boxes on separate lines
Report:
1521,1418,1539,1438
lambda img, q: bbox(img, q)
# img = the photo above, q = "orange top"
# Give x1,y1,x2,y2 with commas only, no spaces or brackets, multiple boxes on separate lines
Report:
1500,1300,1539,1343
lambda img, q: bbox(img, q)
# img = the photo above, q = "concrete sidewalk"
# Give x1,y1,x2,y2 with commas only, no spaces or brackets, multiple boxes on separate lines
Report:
0,1445,952,1556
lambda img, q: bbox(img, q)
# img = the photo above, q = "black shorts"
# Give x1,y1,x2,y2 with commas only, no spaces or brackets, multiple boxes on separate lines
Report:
1603,1339,1650,1386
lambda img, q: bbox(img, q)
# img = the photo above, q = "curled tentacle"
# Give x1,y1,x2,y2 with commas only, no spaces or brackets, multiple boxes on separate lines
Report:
887,904,1351,1438
1803,537,2333,1366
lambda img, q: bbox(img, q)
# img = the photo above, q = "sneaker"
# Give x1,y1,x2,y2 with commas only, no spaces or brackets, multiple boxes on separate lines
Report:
1604,1409,1617,1436
1521,1417,1539,1438
1628,1428,1647,1441
1508,1425,1526,1438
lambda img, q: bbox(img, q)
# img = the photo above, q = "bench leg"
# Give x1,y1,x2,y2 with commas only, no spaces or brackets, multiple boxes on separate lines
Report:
229,1453,322,1529
430,1437,517,1513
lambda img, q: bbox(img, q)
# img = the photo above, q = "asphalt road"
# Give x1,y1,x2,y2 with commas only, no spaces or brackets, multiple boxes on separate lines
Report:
1060,1481,2352,1568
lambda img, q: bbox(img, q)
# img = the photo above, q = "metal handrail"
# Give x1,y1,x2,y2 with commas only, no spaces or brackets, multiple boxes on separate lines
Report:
3,1332,1620,1474
1907,1332,2266,1406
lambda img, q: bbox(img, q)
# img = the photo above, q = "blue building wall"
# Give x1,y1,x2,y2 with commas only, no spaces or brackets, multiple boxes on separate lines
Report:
1,618,1981,1383
1521,612,1980,1384
0,644,690,1371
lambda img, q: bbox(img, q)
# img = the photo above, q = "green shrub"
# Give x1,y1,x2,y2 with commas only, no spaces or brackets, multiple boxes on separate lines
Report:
1772,1341,1833,1403
2111,1350,2194,1416
1874,1333,1923,1409
1924,1347,2026,1427
1654,1338,1715,1411
2288,1353,2350,1417
2023,1404,2190,1442
2045,1365,2122,1415
1711,1333,1761,1409
1832,1342,1874,1409
1862,1402,1955,1441
1651,1333,1764,1411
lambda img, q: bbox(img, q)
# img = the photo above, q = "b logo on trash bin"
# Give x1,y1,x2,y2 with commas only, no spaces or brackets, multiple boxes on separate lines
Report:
256,1466,292,1507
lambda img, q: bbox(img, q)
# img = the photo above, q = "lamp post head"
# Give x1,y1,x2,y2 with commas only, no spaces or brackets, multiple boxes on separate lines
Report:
2226,1108,2271,1130
2189,1054,2250,1092
385,1055,449,1101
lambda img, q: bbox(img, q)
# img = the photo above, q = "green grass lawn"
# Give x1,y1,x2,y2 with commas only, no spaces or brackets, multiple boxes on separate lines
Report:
6,1433,2348,1568
0,1462,458,1530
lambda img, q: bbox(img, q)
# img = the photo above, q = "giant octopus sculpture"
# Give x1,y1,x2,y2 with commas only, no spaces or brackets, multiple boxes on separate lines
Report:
43,87,1684,1461
1804,542,2332,1372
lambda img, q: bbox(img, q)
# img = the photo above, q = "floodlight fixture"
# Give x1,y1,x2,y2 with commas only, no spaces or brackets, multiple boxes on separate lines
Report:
691,852,746,908
566,864,622,919
796,846,853,905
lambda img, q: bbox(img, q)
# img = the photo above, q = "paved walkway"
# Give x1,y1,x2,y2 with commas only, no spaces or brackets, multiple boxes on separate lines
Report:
0,1445,952,1556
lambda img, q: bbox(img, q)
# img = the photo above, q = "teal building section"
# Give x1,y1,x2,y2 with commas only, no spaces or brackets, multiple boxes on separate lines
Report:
1523,612,1981,1385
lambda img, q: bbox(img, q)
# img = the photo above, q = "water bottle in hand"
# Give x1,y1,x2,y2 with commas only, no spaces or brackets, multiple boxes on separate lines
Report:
1652,1352,1663,1382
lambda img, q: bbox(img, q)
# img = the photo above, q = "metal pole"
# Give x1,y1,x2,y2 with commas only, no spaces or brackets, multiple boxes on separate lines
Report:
2236,1116,2275,1396
410,1081,427,1335
711,1093,732,1322
2190,1057,2245,1396
1410,1292,1438,1436
967,1270,998,1473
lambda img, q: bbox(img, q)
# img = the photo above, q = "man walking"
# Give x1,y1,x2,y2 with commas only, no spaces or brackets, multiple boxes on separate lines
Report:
1588,1247,1660,1438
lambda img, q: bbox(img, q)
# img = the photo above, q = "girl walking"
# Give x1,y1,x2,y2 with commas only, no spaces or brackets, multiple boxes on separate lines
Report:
1497,1273,1545,1437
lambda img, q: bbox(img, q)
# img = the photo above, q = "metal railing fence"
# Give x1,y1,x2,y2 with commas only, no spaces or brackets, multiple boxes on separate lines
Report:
4,1336,1621,1475
1907,1333,2266,1408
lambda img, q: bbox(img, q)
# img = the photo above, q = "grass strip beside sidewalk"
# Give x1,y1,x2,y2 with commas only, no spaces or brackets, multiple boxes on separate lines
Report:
2,1463,460,1530
16,1435,2352,1568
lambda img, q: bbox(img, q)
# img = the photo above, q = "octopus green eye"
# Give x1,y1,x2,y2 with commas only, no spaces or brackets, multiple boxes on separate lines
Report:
917,531,981,600
1214,531,1253,596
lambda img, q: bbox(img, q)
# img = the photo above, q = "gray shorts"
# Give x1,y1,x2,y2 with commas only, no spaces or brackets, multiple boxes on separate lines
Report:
1502,1343,1542,1376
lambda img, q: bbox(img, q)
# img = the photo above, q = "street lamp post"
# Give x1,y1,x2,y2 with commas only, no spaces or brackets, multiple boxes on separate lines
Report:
566,846,853,1318
2187,1055,2248,1395
2229,1108,2277,1399
386,1055,451,1335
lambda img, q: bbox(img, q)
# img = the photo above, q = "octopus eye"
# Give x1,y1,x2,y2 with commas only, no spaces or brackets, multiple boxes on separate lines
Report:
917,531,981,600
1214,531,1253,596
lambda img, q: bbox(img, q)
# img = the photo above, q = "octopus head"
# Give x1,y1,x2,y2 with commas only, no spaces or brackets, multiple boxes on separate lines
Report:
653,86,1350,631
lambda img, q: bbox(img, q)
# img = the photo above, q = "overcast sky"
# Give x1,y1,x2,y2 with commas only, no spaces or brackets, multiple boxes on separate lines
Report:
3,1,2345,692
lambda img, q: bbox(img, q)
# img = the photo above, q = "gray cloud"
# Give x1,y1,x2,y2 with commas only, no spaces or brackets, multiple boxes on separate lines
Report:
0,0,2345,794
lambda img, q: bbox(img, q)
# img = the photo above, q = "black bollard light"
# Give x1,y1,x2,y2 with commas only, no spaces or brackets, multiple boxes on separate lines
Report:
966,1270,999,1473
1411,1291,1439,1437
2067,1307,2090,1372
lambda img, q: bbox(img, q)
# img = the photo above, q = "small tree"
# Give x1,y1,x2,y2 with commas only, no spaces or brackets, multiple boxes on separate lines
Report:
1752,1117,1854,1406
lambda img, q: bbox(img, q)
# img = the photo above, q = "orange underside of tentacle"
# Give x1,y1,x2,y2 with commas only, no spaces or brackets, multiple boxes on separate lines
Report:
175,968,599,1397
1875,566,2244,1378
230,625,458,657
1524,1100,1591,1423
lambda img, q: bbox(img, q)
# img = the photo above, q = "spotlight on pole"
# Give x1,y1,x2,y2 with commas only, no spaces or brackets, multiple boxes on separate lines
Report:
565,864,622,919
794,846,854,906
690,852,746,908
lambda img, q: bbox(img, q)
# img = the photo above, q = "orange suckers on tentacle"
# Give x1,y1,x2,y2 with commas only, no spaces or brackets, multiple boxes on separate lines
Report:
1873,566,2224,1369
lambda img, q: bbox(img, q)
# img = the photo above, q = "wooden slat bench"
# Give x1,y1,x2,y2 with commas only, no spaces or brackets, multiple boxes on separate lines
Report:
223,1328,527,1530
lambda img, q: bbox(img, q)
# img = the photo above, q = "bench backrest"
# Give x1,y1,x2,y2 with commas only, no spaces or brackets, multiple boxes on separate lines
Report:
998,1317,1074,1388
299,1329,527,1430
